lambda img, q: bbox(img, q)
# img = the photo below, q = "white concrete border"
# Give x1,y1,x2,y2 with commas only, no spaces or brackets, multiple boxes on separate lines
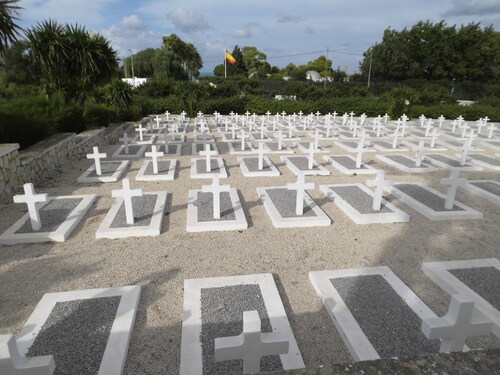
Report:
425,154,483,171
16,285,141,375
280,156,330,176
0,195,96,245
95,192,167,239
193,134,215,144
237,156,280,177
480,141,500,152
131,134,157,145
263,142,294,154
77,161,130,183
319,183,410,224
371,141,409,152
180,273,304,374
257,186,331,228
309,266,441,361
112,145,147,159
190,157,227,179
294,142,328,153
191,143,219,156
227,141,255,155
376,154,437,173
386,182,483,220
335,141,374,153
163,143,182,156
466,155,500,171
186,188,248,232
422,258,500,338
164,134,185,143
402,140,447,152
461,180,500,205
135,159,177,181
323,155,377,175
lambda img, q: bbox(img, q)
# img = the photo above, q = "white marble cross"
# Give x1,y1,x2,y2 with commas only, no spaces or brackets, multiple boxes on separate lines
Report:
119,132,131,154
459,140,472,166
461,123,469,138
86,146,106,176
488,123,495,139
456,115,464,127
306,142,318,169
197,111,203,118
424,119,433,137
287,173,315,216
165,111,170,121
154,116,162,128
260,121,266,139
13,183,48,232
391,127,400,149
266,111,271,119
312,129,323,149
383,113,389,124
199,144,217,172
287,121,295,138
421,294,492,353
276,130,286,151
214,310,289,375
145,145,164,174
355,141,367,169
451,120,458,133
111,178,143,225
419,114,426,127
240,130,249,151
430,128,440,148
0,334,55,375
415,141,427,167
366,170,393,211
256,142,266,170
201,175,230,219
438,115,445,128
440,169,467,209
136,124,146,141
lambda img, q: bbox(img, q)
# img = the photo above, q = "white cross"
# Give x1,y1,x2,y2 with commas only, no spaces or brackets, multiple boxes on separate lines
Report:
164,111,170,121
421,294,493,353
260,121,266,139
349,111,355,121
86,146,106,176
456,115,464,127
488,123,495,139
276,130,286,151
306,142,318,169
391,127,400,149
240,130,249,151
366,170,393,211
458,140,472,166
383,113,389,123
201,175,231,219
419,114,426,127
312,129,323,149
430,128,440,148
214,310,289,374
483,116,490,124
0,334,55,374
440,169,467,209
451,120,458,133
266,111,271,119
136,124,146,141
401,114,408,124
256,142,266,170
287,121,295,138
325,120,332,138
281,111,286,118
119,132,131,154
355,141,367,168
145,145,164,174
245,111,251,117
287,173,315,216
438,115,445,128
415,141,427,167
199,144,217,172
424,119,433,137
461,123,469,138
13,183,48,232
111,178,143,225
197,111,203,118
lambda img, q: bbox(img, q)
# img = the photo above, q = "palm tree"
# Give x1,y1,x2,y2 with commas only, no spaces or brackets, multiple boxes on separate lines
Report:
0,0,21,55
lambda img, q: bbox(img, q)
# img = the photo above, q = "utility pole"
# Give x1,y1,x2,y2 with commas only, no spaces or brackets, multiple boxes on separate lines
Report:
128,49,135,78
367,51,373,88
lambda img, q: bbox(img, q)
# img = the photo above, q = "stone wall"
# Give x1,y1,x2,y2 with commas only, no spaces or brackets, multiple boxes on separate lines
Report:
0,119,146,204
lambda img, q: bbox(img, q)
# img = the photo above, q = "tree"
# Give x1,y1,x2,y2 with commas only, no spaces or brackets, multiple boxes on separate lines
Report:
125,48,156,77
0,0,21,54
225,45,247,77
242,46,267,76
103,78,134,109
162,34,203,78
152,48,186,80
303,55,334,77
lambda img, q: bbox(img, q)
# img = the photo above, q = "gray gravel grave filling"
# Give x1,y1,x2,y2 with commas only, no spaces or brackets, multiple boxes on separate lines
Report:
15,198,83,234
330,275,440,358
230,142,252,151
164,144,179,154
469,154,500,166
373,141,395,149
266,188,316,218
195,144,216,153
470,181,500,196
331,155,366,170
342,141,358,148
196,159,221,174
265,142,283,151
109,194,157,228
428,154,471,167
118,145,142,155
252,133,269,140
329,185,393,214
288,156,319,171
196,191,236,221
200,284,283,375
395,183,465,211
87,162,123,178
243,157,272,171
144,160,172,175
385,155,420,168
26,296,121,375
449,267,500,310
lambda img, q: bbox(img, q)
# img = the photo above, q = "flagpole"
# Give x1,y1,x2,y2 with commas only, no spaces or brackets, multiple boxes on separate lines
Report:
224,48,227,79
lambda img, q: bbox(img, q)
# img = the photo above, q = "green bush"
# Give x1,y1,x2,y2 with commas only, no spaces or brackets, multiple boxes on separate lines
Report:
200,96,247,114
409,104,500,122
83,103,115,128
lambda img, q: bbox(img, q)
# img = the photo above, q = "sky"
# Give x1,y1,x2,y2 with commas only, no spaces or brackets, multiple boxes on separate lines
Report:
16,0,500,75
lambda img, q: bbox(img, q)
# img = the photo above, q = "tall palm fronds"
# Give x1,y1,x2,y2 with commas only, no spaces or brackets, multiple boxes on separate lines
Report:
0,0,22,54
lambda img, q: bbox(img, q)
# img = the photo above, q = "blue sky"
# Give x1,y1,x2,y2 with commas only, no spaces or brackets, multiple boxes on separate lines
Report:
17,0,500,74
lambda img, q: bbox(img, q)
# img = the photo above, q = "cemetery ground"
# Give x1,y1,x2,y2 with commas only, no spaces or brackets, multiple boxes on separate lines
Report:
0,120,499,374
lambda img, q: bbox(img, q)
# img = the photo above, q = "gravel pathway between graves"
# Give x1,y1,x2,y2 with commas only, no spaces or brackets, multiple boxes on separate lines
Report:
27,296,121,375
200,284,283,374
1,117,499,375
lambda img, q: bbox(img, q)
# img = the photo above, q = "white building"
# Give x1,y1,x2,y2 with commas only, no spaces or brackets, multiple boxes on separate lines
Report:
122,78,148,88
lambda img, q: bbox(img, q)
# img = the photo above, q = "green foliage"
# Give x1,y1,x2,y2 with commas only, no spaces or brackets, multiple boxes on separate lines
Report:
124,48,156,77
162,33,202,78
0,0,21,54
382,86,419,118
225,46,247,77
409,104,500,122
83,102,115,128
101,79,135,109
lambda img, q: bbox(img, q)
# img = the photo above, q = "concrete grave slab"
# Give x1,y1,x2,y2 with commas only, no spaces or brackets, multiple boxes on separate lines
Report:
376,154,438,173
323,155,377,175
180,273,304,374
77,161,129,183
280,156,330,176
403,140,447,152
136,159,177,181
112,144,147,159
439,140,483,152
461,180,500,205
257,187,331,228
466,154,500,170
386,182,483,220
15,285,140,375
186,188,247,232
263,142,294,154
335,141,374,153
309,267,441,361
131,134,156,145
426,154,483,171
227,141,255,155
192,143,219,156
237,156,280,177
164,134,185,143
371,140,409,152
422,258,500,338
320,183,409,224
294,142,328,153
95,192,167,239
193,134,215,144
480,140,500,152
163,143,182,156
0,195,96,245
190,158,227,179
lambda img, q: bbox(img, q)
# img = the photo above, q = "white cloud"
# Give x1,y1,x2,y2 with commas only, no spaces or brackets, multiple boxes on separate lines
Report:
167,8,209,33
443,0,500,16
233,27,252,38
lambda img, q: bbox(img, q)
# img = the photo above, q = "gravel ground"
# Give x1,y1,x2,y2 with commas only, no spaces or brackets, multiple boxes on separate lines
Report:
384,154,417,168
449,267,500,310
109,194,157,228
395,183,465,211
0,118,499,374
328,185,393,214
